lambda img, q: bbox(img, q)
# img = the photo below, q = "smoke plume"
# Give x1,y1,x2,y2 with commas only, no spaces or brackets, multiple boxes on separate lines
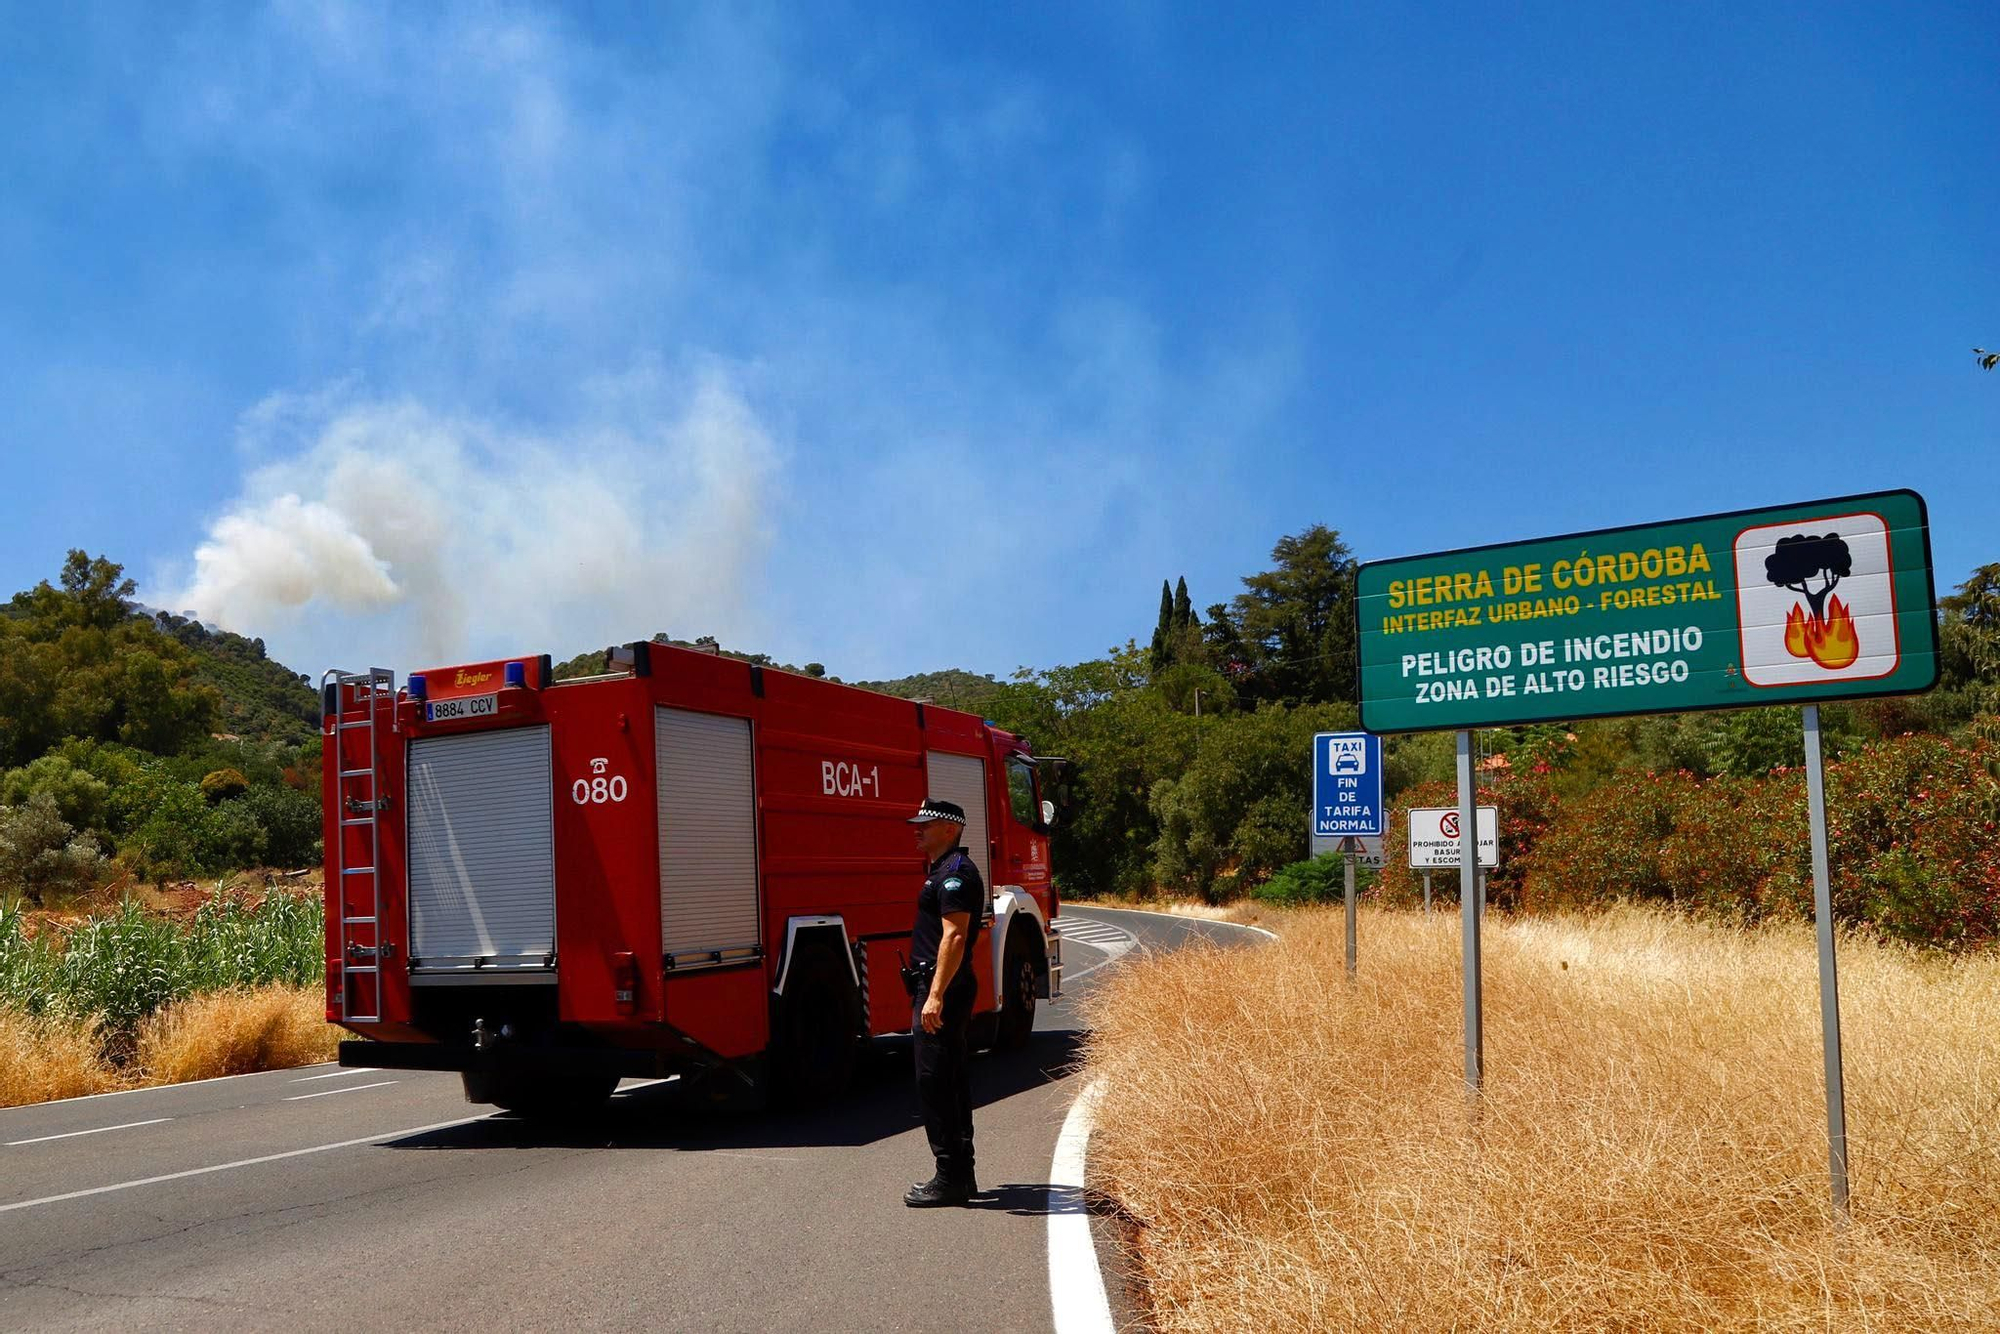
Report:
168,371,779,670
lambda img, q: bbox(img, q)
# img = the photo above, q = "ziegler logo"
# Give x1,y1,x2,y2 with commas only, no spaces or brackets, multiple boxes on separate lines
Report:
454,668,495,688
573,757,628,805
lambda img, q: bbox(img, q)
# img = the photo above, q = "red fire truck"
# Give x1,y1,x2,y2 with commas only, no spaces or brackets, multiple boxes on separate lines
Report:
323,642,1069,1116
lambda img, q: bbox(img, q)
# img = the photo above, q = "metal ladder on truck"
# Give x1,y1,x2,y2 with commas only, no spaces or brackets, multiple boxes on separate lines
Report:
324,668,395,1024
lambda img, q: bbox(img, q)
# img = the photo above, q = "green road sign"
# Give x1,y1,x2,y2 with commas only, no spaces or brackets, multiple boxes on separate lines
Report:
1356,489,1938,733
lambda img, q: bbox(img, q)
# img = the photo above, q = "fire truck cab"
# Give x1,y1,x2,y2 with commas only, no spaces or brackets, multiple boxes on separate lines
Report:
323,642,1068,1116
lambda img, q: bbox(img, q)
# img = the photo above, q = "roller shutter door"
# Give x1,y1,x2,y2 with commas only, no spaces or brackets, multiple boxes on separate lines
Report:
657,709,762,966
924,751,992,911
407,727,555,970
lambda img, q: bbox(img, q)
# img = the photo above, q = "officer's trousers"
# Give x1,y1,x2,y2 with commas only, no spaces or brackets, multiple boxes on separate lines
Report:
913,987,976,1183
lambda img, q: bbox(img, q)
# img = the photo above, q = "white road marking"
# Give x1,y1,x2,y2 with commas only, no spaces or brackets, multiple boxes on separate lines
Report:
0,1114,494,1215
290,1067,381,1082
1048,1077,1114,1334
1055,917,1144,986
5,1117,174,1147
1054,917,1138,983
1078,904,1280,943
283,1080,399,1102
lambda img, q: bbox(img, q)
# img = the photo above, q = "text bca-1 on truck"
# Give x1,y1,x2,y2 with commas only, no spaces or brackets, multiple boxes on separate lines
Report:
323,642,1068,1116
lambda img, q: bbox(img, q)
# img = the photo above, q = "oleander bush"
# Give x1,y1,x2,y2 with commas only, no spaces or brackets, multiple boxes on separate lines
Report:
1377,733,2000,949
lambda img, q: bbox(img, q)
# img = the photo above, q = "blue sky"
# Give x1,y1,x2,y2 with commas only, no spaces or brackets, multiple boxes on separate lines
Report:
2,3,1995,681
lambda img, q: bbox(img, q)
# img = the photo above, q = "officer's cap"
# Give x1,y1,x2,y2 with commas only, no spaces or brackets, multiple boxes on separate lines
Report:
907,799,967,826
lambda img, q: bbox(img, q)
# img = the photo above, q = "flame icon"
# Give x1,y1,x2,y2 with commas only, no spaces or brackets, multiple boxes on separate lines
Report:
1783,594,1859,671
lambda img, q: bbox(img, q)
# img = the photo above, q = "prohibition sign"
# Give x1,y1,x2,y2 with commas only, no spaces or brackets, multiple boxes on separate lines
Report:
1440,810,1461,839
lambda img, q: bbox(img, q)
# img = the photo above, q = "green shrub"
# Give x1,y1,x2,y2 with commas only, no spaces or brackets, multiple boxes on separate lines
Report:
1252,853,1349,907
124,773,268,878
200,768,250,803
241,785,321,868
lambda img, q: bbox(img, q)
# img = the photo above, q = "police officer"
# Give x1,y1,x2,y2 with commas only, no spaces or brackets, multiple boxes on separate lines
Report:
903,798,984,1207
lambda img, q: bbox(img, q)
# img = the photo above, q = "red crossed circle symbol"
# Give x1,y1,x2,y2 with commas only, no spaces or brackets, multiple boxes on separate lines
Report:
1440,811,1461,839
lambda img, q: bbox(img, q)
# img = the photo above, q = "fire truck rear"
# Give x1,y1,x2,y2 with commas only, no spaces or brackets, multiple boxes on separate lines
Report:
323,642,1067,1116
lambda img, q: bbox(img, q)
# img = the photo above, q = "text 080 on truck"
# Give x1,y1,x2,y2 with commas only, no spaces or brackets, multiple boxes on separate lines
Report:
322,641,1071,1117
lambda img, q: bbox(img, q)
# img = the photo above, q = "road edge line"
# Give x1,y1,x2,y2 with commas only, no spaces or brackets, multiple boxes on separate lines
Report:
2,1060,342,1111
1048,1075,1114,1334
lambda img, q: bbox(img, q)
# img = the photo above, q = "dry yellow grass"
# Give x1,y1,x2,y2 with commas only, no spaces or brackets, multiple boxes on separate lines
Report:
0,1009,120,1106
0,986,337,1108
136,984,340,1083
1084,905,2000,1331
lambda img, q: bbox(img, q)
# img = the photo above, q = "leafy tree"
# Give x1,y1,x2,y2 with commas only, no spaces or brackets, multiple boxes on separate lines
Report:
1152,661,1235,717
1,755,112,835
4,550,135,632
1173,577,1196,630
1148,700,1357,900
0,554,218,766
0,794,105,905
1938,563,2000,741
1219,526,1360,706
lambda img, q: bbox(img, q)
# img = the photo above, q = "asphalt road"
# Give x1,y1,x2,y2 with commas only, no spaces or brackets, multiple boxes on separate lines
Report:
0,907,1263,1333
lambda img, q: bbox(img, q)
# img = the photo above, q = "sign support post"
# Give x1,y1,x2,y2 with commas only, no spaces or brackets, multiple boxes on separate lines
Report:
1456,728,1483,1095
1341,839,1358,980
1423,872,1432,914
1802,704,1851,1219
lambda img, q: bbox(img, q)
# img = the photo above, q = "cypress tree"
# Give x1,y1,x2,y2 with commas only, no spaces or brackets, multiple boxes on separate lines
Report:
1151,580,1174,671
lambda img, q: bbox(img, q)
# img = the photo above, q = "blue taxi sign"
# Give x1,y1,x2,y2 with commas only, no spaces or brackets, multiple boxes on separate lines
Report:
1313,732,1383,838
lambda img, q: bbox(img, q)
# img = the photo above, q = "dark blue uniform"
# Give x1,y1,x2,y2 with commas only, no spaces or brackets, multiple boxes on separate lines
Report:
911,846,983,1189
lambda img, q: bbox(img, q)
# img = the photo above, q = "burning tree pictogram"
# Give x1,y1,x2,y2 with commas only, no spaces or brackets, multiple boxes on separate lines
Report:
1766,532,1859,670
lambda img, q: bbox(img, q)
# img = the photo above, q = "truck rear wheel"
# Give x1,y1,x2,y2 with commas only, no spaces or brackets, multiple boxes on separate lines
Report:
994,928,1039,1050
461,1069,618,1120
771,946,859,1107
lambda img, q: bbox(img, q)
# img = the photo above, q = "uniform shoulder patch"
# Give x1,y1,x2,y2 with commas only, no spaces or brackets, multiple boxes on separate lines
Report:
942,877,963,892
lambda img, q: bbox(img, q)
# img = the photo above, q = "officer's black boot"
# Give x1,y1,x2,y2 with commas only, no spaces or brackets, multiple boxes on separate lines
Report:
903,1171,971,1208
